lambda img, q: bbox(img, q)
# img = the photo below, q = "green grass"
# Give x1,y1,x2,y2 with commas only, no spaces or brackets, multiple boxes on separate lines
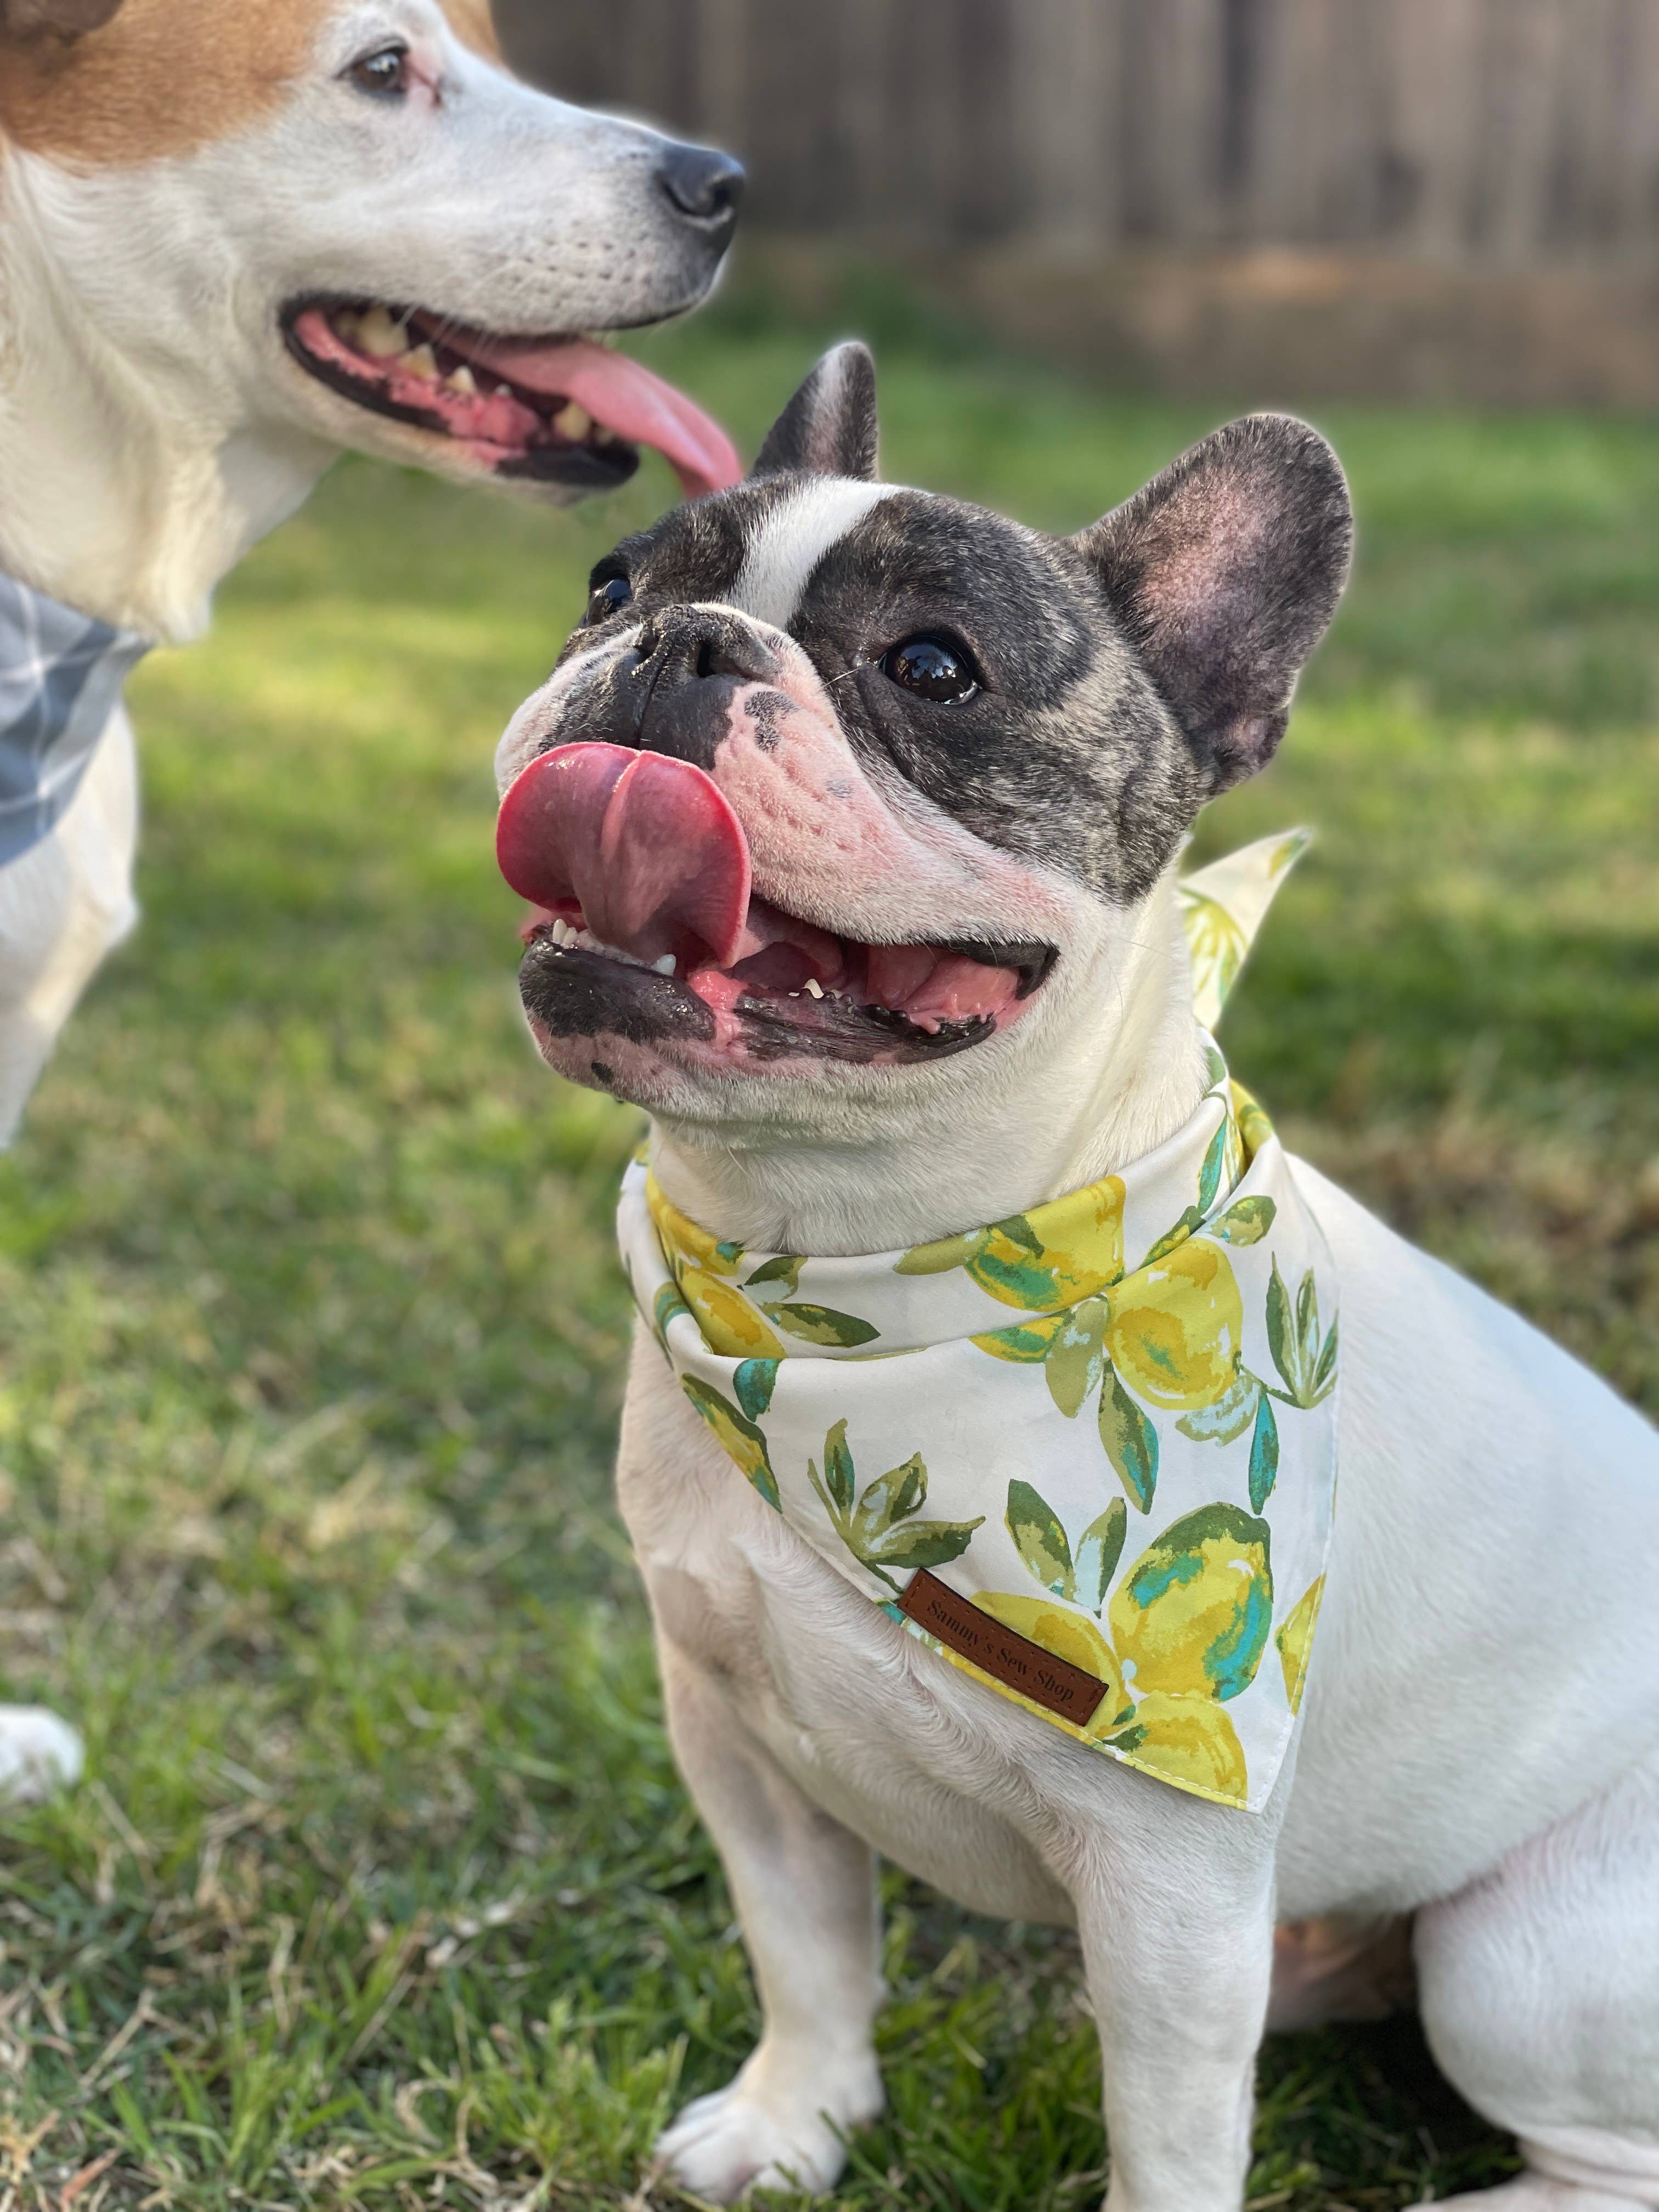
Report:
2,285,1656,2209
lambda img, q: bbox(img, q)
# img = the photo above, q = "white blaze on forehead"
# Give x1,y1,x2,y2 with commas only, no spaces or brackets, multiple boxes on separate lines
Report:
728,481,891,630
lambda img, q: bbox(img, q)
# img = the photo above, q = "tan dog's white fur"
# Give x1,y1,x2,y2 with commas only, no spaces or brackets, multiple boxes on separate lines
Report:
0,0,740,1793
495,352,1659,2211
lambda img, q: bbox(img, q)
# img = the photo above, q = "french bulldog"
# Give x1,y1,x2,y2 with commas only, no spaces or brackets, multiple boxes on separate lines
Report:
493,346,1659,2212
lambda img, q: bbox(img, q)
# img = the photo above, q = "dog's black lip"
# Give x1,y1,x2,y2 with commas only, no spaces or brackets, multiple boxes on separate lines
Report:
518,936,1004,1065
936,939,1059,1000
520,935,714,1046
277,296,640,487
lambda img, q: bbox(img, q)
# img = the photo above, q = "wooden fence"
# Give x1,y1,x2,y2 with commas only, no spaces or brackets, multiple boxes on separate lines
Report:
495,0,1659,264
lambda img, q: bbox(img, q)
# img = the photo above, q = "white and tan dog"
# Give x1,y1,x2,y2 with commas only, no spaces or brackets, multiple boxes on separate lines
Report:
493,348,1659,2212
0,0,743,1794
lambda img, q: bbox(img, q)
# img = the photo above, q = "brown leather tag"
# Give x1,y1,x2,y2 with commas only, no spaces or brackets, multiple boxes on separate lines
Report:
897,1570,1108,1727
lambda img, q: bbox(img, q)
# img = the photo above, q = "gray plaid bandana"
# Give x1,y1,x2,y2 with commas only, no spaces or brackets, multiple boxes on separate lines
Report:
0,573,149,868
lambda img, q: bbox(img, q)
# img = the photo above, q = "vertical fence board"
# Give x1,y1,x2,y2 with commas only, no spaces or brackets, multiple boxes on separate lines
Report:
492,0,1659,263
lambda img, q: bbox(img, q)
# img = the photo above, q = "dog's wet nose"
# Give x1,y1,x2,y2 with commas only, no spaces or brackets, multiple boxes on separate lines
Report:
657,142,746,238
630,607,777,767
636,608,775,689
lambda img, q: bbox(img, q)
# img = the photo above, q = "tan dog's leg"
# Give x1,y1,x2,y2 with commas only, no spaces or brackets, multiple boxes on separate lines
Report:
651,1641,885,2203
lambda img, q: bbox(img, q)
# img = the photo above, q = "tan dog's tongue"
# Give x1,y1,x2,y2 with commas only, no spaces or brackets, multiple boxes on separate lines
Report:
497,743,752,966
458,338,741,496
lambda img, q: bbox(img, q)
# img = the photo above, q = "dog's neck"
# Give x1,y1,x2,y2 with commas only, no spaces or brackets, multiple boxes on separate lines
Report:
0,165,334,642
650,875,1214,1257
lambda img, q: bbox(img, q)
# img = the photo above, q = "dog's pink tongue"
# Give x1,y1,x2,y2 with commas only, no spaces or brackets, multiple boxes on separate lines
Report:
497,743,752,967
458,337,741,497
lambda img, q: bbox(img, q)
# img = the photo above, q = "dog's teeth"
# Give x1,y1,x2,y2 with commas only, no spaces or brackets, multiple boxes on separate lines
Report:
651,953,677,977
333,308,364,345
552,400,593,441
495,381,515,398
358,304,405,358
446,363,478,396
804,978,824,1000
592,425,618,447
404,342,439,381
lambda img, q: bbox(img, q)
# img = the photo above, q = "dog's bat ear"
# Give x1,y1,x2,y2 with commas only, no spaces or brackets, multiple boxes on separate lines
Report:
753,342,879,481
1074,414,1352,792
1,0,125,33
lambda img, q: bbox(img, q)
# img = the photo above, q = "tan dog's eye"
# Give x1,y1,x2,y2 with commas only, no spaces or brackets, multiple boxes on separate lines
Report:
586,574,634,625
882,634,979,704
347,45,410,98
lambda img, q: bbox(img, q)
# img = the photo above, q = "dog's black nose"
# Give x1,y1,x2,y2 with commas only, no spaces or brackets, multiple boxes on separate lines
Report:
657,142,746,236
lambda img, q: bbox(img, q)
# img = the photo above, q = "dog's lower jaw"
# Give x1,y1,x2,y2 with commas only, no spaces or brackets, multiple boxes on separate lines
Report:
642,874,1212,1258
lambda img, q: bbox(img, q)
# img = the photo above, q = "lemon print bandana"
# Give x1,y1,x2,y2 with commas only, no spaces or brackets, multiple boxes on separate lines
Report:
618,831,1337,1812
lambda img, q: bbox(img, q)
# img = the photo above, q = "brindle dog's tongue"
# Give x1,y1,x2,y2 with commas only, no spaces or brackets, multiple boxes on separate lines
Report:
496,742,752,967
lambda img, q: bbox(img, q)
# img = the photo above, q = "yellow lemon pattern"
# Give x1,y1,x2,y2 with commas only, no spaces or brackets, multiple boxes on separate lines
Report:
619,829,1338,1812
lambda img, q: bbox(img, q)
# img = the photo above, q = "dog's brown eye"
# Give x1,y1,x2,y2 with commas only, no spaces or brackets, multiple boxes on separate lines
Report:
347,45,410,97
586,574,634,624
882,634,979,704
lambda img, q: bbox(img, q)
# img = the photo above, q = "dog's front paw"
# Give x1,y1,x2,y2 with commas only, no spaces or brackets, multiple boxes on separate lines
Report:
654,2056,883,2203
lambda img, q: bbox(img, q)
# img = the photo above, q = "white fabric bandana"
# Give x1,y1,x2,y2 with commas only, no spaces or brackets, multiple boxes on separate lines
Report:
0,573,148,868
619,832,1337,1811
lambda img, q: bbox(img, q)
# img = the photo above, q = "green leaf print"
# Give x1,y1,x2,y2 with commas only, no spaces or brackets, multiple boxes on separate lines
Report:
1248,1389,1280,1511
769,1302,881,1348
1266,1256,1292,1390
1073,1498,1128,1615
742,1254,803,1301
822,1418,856,1516
1197,1120,1229,1213
1099,1360,1159,1513
1006,1479,1074,1598
895,1227,988,1276
807,1424,983,1593
864,1518,987,1573
1265,1257,1338,1410
680,1376,781,1512
1208,1196,1277,1246
851,1453,927,1548
1043,1296,1109,1418
733,1358,779,1419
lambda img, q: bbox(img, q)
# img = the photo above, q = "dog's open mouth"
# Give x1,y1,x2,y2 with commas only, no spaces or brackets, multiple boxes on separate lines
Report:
497,743,1056,1069
281,301,741,498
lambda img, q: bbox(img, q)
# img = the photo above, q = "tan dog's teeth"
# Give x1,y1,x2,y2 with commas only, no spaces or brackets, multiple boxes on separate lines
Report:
446,364,478,396
333,308,363,346
404,343,439,381
552,400,592,441
495,382,515,398
804,978,824,999
592,425,617,447
358,304,405,358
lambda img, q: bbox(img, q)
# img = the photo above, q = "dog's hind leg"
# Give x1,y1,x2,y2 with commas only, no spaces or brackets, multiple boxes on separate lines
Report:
1413,1754,1659,2210
650,1640,884,2205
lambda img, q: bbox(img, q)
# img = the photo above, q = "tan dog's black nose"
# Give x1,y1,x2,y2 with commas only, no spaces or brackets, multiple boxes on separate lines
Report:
657,142,746,241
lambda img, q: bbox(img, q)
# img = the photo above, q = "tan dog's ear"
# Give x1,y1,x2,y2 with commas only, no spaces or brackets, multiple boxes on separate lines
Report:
1,0,125,34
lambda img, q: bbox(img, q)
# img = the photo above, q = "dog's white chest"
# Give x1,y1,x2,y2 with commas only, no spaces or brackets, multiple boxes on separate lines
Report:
620,1337,1079,1924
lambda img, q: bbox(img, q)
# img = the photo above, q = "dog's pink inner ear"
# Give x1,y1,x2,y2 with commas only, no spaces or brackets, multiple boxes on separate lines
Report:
1074,413,1353,793
752,341,879,481
1,0,124,33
